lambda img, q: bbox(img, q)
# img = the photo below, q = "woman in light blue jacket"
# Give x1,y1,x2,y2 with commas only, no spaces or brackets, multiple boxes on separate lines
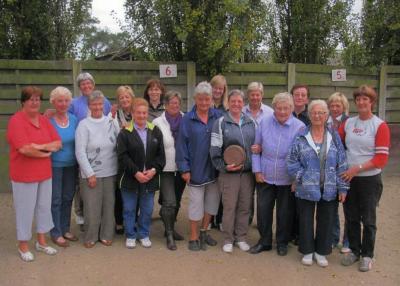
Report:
287,100,349,267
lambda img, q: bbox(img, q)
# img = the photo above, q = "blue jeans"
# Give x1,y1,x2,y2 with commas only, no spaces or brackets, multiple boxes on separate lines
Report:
121,186,155,239
50,166,77,238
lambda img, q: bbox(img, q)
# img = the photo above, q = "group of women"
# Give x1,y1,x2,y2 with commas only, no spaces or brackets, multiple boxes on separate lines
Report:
7,73,390,273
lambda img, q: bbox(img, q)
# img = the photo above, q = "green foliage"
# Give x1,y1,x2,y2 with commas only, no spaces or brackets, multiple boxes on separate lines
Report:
267,0,353,64
0,0,93,59
123,0,269,75
79,27,131,60
361,0,400,65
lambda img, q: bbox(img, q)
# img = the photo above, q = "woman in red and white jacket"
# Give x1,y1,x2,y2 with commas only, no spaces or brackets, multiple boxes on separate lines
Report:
338,85,390,272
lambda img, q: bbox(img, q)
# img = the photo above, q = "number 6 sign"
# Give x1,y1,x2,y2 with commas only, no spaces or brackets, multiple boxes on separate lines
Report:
160,64,177,78
332,69,346,82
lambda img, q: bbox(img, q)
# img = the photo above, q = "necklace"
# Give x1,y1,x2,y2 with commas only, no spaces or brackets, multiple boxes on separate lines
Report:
55,114,69,127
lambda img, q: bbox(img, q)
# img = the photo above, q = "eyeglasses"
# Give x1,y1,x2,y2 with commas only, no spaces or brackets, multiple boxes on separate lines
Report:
310,111,327,117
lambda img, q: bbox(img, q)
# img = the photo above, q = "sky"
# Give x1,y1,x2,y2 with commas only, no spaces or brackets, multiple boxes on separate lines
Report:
91,0,363,34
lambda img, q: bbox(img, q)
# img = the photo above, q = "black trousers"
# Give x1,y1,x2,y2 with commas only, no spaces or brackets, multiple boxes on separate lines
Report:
160,172,186,213
344,174,383,258
114,185,123,226
297,198,336,255
256,183,294,247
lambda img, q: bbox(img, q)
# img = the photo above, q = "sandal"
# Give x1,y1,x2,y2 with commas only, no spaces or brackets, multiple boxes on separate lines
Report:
51,236,69,247
83,241,96,248
100,240,112,246
63,232,78,242
18,248,34,262
35,242,57,255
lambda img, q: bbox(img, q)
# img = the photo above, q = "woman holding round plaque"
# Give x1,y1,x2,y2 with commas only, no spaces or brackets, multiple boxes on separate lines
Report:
210,89,256,253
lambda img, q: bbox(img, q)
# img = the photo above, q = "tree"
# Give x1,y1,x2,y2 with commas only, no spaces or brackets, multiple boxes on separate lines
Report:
0,0,93,59
267,0,353,64
360,0,400,65
79,26,131,60
124,0,269,75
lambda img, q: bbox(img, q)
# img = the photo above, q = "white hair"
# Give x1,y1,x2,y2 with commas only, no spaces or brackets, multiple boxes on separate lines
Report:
308,99,328,116
194,81,212,98
76,72,95,86
49,86,72,104
272,92,294,109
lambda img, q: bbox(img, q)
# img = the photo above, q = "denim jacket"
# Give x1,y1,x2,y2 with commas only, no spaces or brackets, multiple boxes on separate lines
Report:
286,126,349,201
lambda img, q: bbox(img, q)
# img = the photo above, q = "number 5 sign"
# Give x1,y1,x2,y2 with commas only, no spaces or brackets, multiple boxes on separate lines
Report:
332,69,346,82
160,64,177,78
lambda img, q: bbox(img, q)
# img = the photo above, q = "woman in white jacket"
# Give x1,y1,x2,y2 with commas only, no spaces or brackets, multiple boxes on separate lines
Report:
153,91,186,250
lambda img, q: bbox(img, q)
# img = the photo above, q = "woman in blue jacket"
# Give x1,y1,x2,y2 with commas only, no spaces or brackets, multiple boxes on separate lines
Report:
287,100,349,267
176,81,222,251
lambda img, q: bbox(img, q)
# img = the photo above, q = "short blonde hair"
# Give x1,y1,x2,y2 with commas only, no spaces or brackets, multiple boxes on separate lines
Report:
49,86,72,104
116,85,135,101
132,97,149,112
308,99,328,116
327,92,349,116
272,92,294,110
247,82,264,96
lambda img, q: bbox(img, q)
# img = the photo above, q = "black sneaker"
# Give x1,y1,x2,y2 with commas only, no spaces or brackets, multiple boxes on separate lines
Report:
188,240,200,251
277,246,288,256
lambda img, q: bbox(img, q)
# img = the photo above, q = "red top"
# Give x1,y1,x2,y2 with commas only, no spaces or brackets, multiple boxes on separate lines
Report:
7,111,60,182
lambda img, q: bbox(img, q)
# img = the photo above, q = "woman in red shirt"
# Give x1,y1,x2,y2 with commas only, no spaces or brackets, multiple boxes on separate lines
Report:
7,86,61,262
339,86,390,272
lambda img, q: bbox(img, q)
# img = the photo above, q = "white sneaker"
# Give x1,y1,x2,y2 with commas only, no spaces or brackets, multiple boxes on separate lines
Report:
301,253,313,266
126,238,136,249
75,215,84,225
340,246,351,254
140,237,152,248
236,241,250,252
222,243,233,253
35,242,57,256
314,253,328,267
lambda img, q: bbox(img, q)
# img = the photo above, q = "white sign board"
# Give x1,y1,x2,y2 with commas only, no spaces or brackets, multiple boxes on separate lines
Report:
159,64,177,78
332,69,346,81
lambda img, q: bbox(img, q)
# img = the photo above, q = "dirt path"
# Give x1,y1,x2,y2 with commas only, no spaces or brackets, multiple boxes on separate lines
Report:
0,158,399,286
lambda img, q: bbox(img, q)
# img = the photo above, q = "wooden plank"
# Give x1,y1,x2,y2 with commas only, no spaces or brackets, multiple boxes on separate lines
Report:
386,66,400,73
386,87,400,99
0,101,52,115
92,74,187,85
225,75,286,85
186,62,196,112
0,115,10,129
0,85,74,99
385,111,400,123
0,59,72,70
385,99,400,110
226,63,287,73
296,74,378,87
387,77,400,87
81,60,187,71
296,63,377,75
287,63,296,92
379,66,387,120
0,74,72,85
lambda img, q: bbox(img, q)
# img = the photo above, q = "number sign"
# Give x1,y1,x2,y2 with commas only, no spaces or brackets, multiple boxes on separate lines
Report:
160,64,177,78
332,69,346,82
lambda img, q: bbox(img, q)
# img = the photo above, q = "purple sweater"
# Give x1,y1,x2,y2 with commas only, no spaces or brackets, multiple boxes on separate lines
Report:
252,114,305,185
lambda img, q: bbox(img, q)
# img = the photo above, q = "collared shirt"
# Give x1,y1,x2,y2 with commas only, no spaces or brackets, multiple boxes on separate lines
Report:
292,105,310,126
134,123,148,153
243,103,273,126
69,95,112,122
252,114,305,185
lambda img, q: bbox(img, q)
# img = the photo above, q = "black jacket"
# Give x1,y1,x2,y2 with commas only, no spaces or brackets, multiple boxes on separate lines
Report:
117,121,165,192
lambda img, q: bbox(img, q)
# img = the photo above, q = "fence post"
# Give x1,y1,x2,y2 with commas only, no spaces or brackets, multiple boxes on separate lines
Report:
186,62,196,111
287,63,296,93
72,59,82,96
378,65,387,120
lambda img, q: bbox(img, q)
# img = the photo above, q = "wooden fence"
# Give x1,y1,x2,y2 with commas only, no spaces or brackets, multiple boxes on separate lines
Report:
0,59,399,192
